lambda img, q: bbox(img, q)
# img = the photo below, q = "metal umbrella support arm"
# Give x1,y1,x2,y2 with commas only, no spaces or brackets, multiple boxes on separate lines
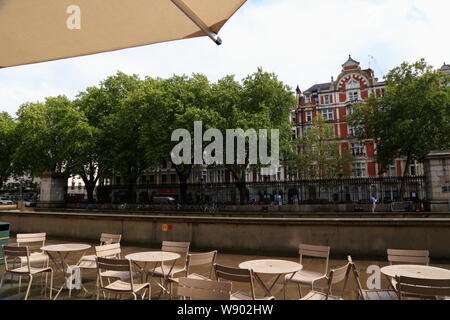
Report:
171,0,223,45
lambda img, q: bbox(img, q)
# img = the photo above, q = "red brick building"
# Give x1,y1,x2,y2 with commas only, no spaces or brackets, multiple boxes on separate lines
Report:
292,55,424,178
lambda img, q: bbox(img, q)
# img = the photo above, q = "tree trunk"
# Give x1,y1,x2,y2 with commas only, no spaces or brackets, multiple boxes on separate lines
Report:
127,182,137,204
175,164,191,205
179,178,188,205
85,182,96,203
235,179,248,205
399,154,412,201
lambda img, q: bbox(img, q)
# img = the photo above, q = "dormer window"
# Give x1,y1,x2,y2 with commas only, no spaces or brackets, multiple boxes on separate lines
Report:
346,79,360,90
305,95,311,104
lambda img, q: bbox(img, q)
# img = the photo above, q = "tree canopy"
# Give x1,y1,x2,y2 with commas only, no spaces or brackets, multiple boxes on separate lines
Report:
349,59,450,176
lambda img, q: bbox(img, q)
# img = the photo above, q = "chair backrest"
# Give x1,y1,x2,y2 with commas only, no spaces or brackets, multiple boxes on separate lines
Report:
162,241,190,265
178,277,231,300
2,245,30,272
96,257,134,291
99,233,122,246
387,249,430,265
347,256,366,300
299,244,331,274
16,233,46,252
323,261,352,300
95,243,121,259
214,264,256,299
186,251,218,279
395,276,450,300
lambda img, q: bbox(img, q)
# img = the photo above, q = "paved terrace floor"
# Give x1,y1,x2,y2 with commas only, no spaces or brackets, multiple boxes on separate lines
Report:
2,238,450,300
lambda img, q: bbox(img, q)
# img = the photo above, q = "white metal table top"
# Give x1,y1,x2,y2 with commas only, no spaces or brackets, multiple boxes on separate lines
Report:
239,259,303,275
381,265,450,279
41,243,91,252
125,251,181,263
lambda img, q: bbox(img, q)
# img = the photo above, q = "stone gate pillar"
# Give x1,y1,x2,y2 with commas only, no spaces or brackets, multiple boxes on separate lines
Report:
423,150,450,212
37,173,66,208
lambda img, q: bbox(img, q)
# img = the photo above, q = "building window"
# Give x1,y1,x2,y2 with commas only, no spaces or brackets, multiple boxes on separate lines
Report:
351,143,365,157
320,108,334,121
348,126,356,137
170,174,177,184
348,91,359,102
306,111,312,122
116,177,121,185
442,184,450,193
149,175,155,184
291,111,296,122
312,94,319,105
161,175,167,184
410,165,416,176
305,96,311,104
346,106,355,115
141,175,147,184
388,164,397,177
352,163,367,177
78,182,82,190
324,95,330,105
347,79,360,90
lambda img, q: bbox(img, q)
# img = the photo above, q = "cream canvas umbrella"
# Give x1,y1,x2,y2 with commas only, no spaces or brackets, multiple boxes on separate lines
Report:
0,0,247,68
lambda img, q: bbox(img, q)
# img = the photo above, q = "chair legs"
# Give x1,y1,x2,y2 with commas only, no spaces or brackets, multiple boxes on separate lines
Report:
298,284,303,298
48,271,53,299
0,272,6,292
24,274,33,300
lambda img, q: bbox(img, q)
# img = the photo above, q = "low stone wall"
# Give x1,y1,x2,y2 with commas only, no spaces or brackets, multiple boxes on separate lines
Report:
1,211,450,261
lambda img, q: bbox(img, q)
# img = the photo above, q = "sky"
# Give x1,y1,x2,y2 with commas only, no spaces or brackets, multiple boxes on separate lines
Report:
0,0,449,116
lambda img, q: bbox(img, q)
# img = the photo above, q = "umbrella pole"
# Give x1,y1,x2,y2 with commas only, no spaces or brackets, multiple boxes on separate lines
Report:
170,0,223,45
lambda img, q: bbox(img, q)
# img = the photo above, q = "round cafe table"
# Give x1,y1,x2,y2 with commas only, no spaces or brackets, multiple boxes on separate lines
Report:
239,259,303,298
381,265,450,280
41,244,91,299
125,251,181,298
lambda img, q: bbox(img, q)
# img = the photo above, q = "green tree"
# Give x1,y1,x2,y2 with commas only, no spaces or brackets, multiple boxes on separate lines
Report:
294,115,342,179
0,112,18,189
74,72,142,203
14,96,89,178
138,74,216,204
349,59,450,198
210,69,296,204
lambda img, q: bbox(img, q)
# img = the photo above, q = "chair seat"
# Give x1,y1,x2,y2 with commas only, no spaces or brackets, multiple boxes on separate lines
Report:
285,270,327,288
78,254,119,269
10,266,52,275
19,253,49,265
104,280,149,293
101,270,141,281
171,273,209,283
150,265,186,278
300,291,342,300
78,255,97,269
362,290,398,300
231,291,275,301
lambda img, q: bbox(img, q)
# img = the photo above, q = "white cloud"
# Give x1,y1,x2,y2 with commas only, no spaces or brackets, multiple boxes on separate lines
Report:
0,0,449,115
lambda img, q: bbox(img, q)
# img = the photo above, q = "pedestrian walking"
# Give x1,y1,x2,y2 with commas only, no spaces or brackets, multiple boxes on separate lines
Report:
370,195,378,213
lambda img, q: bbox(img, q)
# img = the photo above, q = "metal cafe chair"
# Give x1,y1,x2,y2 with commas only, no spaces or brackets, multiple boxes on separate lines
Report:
177,277,231,300
96,257,150,300
299,261,352,300
0,245,53,300
284,244,331,298
214,264,275,300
